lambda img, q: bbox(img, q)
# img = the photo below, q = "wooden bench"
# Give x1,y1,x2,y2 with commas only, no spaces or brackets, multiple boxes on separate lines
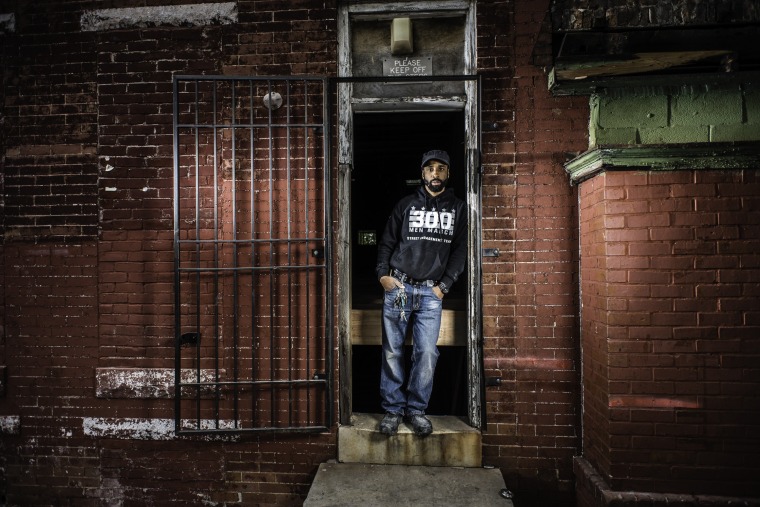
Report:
350,309,466,346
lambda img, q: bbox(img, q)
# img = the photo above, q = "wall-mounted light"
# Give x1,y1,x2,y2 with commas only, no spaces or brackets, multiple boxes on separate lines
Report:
263,91,282,110
391,17,413,55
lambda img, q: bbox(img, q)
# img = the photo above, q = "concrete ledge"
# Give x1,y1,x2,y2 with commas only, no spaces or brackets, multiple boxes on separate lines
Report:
574,456,760,507
564,143,760,184
338,413,481,467
305,461,511,507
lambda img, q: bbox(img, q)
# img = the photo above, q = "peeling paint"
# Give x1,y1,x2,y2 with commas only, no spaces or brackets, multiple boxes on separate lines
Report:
83,417,237,440
95,367,223,399
0,415,21,435
0,13,14,33
80,2,237,32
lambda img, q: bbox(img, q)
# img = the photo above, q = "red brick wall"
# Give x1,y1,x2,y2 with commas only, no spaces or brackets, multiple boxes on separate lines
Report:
1,244,100,504
1,2,338,506
479,1,588,505
578,169,760,500
12,2,758,506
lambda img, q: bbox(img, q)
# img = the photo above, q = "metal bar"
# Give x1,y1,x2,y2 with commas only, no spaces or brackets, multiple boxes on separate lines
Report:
286,79,294,428
180,378,328,387
178,74,477,83
172,76,182,434
212,79,221,430
476,74,487,429
176,121,322,129
330,74,479,83
267,79,276,428
304,79,312,424
249,79,258,430
323,76,333,428
177,236,325,244
193,80,202,430
177,264,325,273
231,80,240,429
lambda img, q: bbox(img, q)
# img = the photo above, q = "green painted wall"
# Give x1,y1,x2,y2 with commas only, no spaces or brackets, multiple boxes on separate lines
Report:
590,82,760,148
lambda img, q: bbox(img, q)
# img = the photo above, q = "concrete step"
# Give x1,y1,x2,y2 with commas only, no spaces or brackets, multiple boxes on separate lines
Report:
338,412,481,467
304,461,513,507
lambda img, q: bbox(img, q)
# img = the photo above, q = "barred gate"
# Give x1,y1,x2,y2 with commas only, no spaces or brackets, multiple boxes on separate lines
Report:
172,76,332,434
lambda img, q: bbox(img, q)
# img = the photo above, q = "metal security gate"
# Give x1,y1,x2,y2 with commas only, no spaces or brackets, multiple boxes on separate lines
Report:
172,76,332,434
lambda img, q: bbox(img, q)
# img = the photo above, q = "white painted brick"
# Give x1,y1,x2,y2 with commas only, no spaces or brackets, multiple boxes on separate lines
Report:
0,415,20,435
80,2,237,32
83,417,237,440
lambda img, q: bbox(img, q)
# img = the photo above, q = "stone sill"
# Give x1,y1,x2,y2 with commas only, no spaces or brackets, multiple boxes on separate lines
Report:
565,142,760,184
549,69,760,97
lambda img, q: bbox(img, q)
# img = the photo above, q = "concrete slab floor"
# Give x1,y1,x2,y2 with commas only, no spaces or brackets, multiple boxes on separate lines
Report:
304,461,514,507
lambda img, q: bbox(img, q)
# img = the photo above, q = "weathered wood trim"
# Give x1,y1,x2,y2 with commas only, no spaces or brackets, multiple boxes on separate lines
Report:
550,69,760,97
337,3,354,427
464,0,482,430
347,0,469,19
565,143,760,184
351,96,466,112
337,162,353,426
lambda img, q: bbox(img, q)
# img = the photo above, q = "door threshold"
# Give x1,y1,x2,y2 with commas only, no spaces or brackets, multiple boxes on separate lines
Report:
338,412,481,467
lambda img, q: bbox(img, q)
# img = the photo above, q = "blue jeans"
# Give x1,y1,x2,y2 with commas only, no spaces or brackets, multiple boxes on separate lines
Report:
380,283,442,415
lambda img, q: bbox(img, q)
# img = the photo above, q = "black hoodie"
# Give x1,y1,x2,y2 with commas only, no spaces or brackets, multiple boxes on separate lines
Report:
376,186,467,290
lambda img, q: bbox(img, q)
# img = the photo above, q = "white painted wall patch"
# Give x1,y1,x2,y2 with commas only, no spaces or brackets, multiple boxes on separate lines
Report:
81,2,237,32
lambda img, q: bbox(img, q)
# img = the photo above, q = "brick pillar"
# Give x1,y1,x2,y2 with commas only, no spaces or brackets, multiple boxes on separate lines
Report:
576,169,760,504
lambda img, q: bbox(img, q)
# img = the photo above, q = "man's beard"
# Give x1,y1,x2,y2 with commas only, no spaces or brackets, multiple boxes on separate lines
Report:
424,177,448,193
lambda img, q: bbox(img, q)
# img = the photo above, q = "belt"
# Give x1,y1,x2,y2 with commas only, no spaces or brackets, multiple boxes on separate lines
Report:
391,269,436,287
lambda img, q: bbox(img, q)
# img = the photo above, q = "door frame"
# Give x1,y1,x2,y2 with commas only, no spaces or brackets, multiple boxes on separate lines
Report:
335,0,481,429
333,75,483,428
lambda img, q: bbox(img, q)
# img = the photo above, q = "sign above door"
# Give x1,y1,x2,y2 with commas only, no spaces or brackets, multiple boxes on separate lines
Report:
382,57,432,77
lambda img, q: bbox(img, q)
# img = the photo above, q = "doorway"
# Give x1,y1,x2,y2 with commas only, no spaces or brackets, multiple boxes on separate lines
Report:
349,110,468,417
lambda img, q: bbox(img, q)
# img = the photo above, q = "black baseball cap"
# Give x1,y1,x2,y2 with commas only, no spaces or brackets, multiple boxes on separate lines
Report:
420,150,450,168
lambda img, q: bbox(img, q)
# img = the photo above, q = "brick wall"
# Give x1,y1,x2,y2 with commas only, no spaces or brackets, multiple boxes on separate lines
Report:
578,169,760,500
1,244,100,504
1,2,338,505
9,1,757,506
2,3,99,242
479,1,588,505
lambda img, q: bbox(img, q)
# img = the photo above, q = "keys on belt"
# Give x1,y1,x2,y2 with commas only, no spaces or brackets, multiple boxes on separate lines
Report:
391,269,436,287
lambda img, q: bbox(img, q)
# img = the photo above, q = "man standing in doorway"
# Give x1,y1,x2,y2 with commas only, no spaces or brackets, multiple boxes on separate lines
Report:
375,149,468,436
